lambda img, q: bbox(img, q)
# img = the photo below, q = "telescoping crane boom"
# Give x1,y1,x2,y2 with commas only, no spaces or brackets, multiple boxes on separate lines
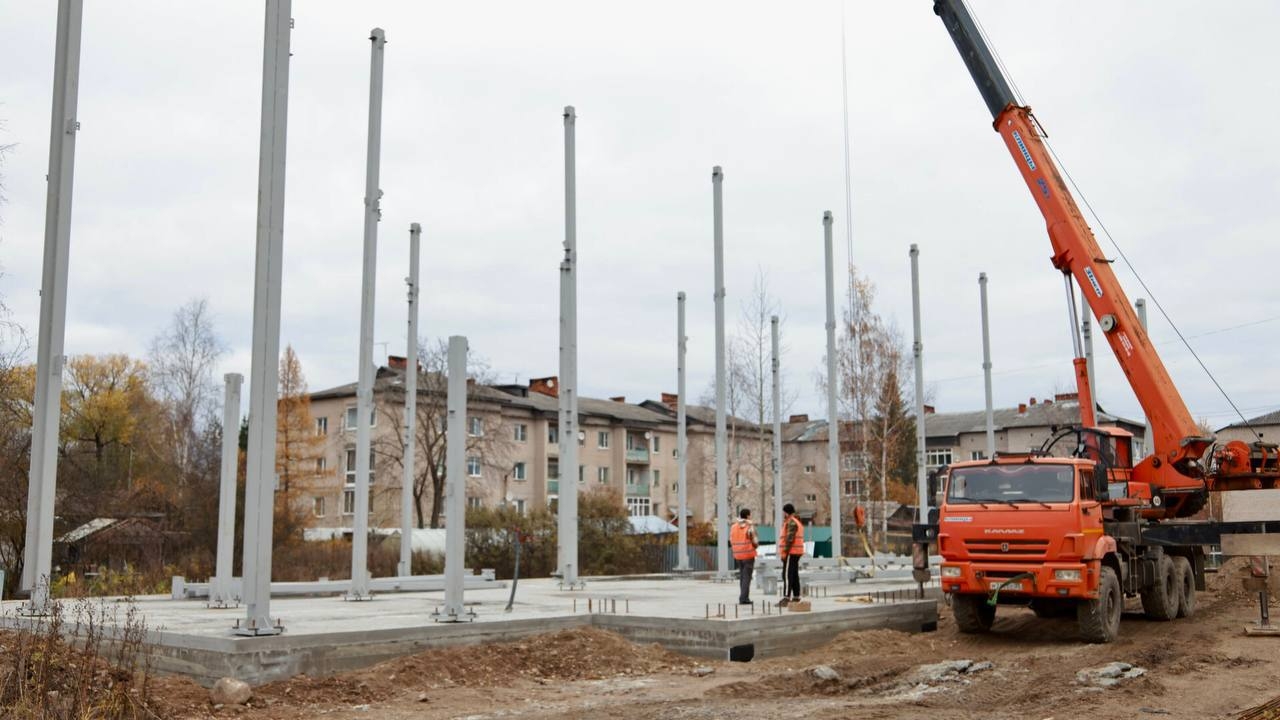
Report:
932,0,1280,519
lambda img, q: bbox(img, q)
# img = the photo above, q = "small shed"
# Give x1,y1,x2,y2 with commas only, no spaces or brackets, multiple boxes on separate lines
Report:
56,517,180,576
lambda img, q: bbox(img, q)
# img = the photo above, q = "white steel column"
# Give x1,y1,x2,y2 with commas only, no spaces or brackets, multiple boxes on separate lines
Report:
433,336,473,621
675,291,690,571
399,223,421,577
556,106,581,588
712,166,730,580
910,245,928,523
771,315,783,536
348,28,386,601
22,0,84,613
979,273,995,459
239,0,291,636
823,211,841,558
1080,289,1097,416
211,373,243,607
1135,298,1150,452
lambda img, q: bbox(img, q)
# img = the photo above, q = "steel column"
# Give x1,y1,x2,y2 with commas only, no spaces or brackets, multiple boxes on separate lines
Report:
21,0,84,613
823,211,841,556
434,336,472,621
1080,288,1097,415
399,223,421,577
1135,298,1150,452
676,291,690,571
557,106,581,587
771,315,783,536
348,28,386,601
979,273,995,459
910,245,928,523
712,166,729,579
239,0,292,636
211,373,243,607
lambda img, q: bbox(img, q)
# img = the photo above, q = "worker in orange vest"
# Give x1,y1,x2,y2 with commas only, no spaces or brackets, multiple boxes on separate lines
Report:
729,508,758,604
778,503,805,606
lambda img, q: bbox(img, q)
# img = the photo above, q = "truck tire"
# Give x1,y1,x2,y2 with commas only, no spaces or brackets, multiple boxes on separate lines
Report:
1172,555,1196,619
953,594,995,634
1140,554,1178,621
1078,566,1121,643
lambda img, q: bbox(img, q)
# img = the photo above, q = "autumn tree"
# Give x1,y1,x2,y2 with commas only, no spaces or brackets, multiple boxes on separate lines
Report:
275,346,329,541
0,362,34,597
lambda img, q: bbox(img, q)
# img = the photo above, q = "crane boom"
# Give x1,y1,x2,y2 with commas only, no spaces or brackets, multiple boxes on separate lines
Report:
931,0,1235,516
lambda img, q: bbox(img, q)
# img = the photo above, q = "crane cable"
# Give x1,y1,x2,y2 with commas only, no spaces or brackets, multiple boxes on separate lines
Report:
965,0,1262,443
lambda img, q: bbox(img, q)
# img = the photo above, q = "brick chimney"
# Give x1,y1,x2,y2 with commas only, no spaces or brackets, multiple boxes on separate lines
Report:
1054,392,1079,402
789,414,809,423
387,355,407,370
661,392,679,410
922,404,936,415
1018,403,1028,414
529,376,558,398
609,396,626,403
1029,397,1037,405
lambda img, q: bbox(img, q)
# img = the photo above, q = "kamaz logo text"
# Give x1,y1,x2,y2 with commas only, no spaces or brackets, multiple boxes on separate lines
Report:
1084,267,1104,298
983,528,1025,535
1012,130,1036,171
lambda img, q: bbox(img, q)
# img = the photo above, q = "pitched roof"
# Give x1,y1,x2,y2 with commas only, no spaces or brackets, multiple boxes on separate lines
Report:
1218,408,1280,432
924,400,1140,439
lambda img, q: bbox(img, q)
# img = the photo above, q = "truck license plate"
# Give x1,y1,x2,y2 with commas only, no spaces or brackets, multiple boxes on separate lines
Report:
990,581,1023,591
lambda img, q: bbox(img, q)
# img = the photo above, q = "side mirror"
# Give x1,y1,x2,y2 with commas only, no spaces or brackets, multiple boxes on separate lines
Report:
1094,471,1109,502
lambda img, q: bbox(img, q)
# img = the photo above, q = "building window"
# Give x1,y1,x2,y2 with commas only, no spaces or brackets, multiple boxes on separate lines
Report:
467,496,482,509
345,449,357,485
652,436,661,453
513,498,526,515
316,457,327,474
313,496,326,517
925,448,954,470
345,406,374,431
514,423,528,442
804,493,817,503
804,465,815,474
316,417,328,435
597,466,609,483
469,417,483,437
970,450,986,461
672,482,678,492
735,473,744,488
513,462,527,481
548,425,559,444
842,452,867,473
843,479,858,497
597,431,610,449
627,467,640,486
467,456,482,477
652,469,661,488
342,489,355,515
578,465,585,483
548,459,559,480
626,497,651,517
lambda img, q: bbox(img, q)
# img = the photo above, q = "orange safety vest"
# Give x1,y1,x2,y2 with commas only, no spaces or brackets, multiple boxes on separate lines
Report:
781,516,805,557
729,521,756,560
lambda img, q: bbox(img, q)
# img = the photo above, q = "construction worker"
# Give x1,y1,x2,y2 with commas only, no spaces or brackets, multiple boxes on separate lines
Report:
778,503,804,606
730,508,758,604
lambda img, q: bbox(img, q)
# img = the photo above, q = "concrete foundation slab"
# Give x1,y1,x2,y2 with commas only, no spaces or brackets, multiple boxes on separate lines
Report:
2,575,938,687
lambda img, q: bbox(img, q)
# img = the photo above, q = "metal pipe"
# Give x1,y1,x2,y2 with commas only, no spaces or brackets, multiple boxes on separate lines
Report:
676,291,690,571
399,223,421,577
1080,288,1097,415
910,245,928,523
823,211,841,557
212,373,243,606
557,106,580,587
771,315,783,538
979,273,995,459
1136,298,1150,452
22,0,84,612
349,27,386,601
238,0,292,636
1064,274,1084,359
713,166,729,579
442,336,468,618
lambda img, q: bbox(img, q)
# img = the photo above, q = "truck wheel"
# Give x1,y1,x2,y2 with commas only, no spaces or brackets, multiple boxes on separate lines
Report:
1140,555,1178,621
1078,566,1121,643
1172,556,1196,619
953,594,995,634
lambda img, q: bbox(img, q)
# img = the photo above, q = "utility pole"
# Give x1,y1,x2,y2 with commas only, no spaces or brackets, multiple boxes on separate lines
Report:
399,223,421,577
432,336,474,621
211,373,243,607
980,273,995,459
910,245,928,524
771,315,783,536
21,0,84,614
239,0,292,636
349,27,386,602
557,106,581,588
823,211,841,557
676,291,690,571
712,166,730,580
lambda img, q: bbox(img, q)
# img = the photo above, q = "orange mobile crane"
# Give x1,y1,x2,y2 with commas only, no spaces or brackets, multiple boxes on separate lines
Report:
917,0,1280,642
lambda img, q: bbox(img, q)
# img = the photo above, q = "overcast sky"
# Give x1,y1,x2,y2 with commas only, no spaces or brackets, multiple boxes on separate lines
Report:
2,1,1278,431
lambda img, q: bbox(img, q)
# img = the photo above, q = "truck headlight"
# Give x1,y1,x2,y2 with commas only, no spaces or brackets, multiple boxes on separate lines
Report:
941,566,962,578
1054,569,1081,582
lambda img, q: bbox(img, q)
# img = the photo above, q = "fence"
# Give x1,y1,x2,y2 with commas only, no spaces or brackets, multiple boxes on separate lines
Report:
661,544,719,573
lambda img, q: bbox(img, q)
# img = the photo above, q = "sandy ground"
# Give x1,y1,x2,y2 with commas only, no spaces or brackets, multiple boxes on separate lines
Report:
148,561,1280,720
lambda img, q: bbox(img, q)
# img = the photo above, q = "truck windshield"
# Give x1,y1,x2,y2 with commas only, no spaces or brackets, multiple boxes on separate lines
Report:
947,465,1074,504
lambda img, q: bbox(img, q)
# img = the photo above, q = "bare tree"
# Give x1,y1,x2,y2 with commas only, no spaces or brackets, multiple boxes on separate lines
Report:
148,298,225,484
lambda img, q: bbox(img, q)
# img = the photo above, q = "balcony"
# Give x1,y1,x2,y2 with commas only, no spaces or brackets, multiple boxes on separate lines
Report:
625,483,650,497
625,448,649,464
548,480,559,494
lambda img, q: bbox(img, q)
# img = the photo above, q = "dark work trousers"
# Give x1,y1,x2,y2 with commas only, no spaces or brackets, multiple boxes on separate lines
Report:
737,558,754,603
783,555,801,600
